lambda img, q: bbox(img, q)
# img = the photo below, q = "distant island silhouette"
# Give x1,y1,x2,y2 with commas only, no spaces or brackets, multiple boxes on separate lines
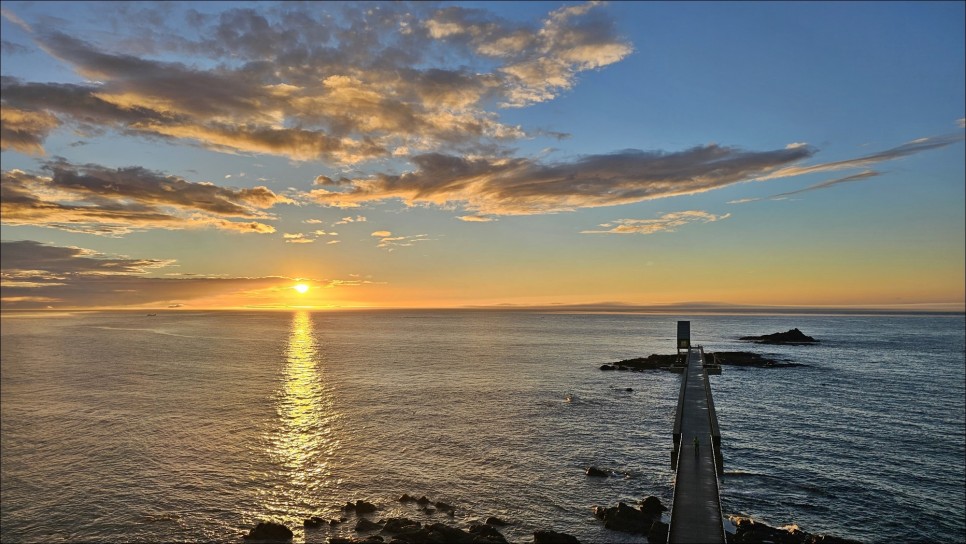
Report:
740,328,818,345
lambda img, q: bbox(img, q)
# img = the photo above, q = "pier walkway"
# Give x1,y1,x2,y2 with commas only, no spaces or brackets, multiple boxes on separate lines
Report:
667,347,726,544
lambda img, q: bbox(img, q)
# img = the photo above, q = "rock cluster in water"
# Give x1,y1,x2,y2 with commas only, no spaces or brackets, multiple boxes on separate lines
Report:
599,351,804,371
729,516,861,544
244,493,583,544
592,497,668,542
739,328,818,345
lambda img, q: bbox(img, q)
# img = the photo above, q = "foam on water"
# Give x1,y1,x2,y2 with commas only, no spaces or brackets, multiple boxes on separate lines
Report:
1,311,963,543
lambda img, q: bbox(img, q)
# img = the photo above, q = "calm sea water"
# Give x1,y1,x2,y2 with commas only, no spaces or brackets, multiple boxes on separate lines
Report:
1,311,963,543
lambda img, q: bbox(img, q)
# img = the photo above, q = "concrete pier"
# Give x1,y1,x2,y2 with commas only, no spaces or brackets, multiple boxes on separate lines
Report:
667,347,726,544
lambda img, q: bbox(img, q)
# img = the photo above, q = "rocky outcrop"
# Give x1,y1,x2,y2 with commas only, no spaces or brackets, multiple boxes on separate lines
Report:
729,517,861,544
585,466,609,477
243,521,293,542
739,328,818,345
593,497,667,536
343,500,378,514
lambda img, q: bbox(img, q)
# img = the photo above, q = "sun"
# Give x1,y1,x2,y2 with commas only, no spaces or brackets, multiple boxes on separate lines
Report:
293,283,310,294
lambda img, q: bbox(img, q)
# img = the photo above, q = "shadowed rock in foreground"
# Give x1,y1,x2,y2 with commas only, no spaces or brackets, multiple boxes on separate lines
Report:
243,521,293,542
739,328,818,345
728,517,860,544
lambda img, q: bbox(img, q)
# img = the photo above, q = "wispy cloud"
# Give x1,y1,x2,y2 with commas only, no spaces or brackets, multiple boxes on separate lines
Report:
1,2,629,163
755,133,965,181
376,234,431,251
1,159,287,235
308,145,815,215
582,210,731,234
731,170,881,204
458,215,497,222
282,233,314,244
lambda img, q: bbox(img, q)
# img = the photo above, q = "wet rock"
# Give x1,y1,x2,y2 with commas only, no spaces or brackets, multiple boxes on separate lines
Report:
593,502,654,534
415,496,432,506
355,518,383,532
585,466,609,477
355,500,378,514
424,522,477,544
639,496,667,517
304,516,326,529
647,521,668,543
600,364,616,371
469,523,509,543
398,494,417,503
485,516,508,526
434,501,453,512
625,387,633,392
382,517,422,534
533,530,581,544
243,521,293,542
421,507,436,515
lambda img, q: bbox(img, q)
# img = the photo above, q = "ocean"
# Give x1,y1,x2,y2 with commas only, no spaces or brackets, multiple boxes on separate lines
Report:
1,310,963,543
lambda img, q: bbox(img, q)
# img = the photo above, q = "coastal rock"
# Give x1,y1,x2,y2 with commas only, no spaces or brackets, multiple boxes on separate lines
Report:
728,517,861,544
594,498,665,536
243,521,293,542
648,521,668,543
469,523,509,543
434,501,454,513
398,494,417,503
585,466,609,477
533,530,581,544
639,496,667,517
485,516,508,526
739,328,818,345
424,522,477,544
355,518,383,532
600,364,616,371
382,517,421,533
415,495,432,506
303,516,326,529
354,500,378,514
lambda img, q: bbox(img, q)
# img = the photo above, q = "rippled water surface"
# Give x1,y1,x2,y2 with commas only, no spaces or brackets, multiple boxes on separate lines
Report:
1,311,963,543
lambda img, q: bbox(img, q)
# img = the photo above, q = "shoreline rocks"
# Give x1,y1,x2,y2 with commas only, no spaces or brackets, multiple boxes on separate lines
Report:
728,516,860,544
243,521,293,542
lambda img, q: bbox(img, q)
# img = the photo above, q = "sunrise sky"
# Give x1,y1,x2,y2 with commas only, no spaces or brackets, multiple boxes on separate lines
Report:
1,1,964,311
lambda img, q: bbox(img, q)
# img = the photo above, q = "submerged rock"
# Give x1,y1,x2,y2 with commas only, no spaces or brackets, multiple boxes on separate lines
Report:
585,466,609,478
485,516,508,526
243,521,293,542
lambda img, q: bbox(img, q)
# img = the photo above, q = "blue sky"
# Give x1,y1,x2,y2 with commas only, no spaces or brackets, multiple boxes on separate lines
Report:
1,1,963,310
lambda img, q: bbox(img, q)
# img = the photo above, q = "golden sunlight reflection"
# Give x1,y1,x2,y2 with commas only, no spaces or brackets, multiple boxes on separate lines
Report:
293,283,309,294
259,311,340,520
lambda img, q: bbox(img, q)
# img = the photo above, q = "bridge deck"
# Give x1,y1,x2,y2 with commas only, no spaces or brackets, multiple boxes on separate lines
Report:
668,348,725,544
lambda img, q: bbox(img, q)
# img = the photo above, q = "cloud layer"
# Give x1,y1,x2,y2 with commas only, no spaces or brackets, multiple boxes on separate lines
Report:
1,159,288,235
0,240,368,308
309,145,815,215
1,2,630,163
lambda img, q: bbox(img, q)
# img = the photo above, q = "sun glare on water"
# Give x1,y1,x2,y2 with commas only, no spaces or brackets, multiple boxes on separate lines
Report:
293,283,309,294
